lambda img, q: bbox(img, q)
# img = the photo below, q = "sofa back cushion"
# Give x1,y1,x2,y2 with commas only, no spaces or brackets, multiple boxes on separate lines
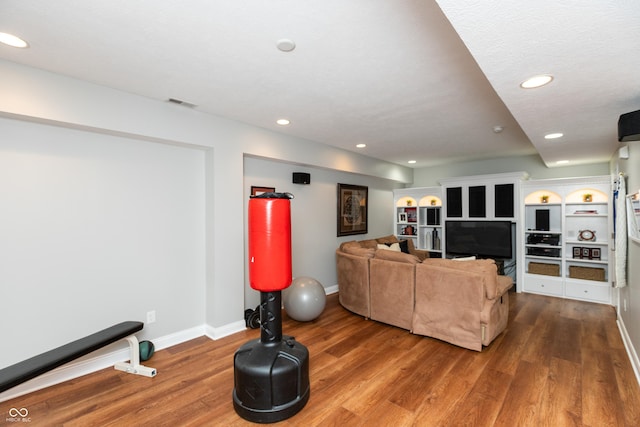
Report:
376,235,399,245
343,245,375,258
359,239,379,250
374,248,421,264
422,258,499,299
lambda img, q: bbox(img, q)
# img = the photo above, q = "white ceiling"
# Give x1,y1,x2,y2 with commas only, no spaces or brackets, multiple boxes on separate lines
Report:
1,0,638,168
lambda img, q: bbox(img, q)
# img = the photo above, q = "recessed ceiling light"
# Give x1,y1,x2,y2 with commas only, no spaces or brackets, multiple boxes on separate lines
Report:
520,74,553,89
408,160,417,164
276,119,290,126
276,39,296,52
493,126,504,133
356,143,366,148
556,160,570,164
544,132,564,140
0,32,29,48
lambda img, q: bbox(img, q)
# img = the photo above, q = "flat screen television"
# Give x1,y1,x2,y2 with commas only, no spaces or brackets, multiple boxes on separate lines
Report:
445,220,513,259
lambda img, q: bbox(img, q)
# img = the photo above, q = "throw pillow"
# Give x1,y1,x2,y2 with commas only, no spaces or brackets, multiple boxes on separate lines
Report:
377,243,401,252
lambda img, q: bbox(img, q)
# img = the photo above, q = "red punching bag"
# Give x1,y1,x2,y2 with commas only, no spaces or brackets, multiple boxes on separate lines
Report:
248,194,292,292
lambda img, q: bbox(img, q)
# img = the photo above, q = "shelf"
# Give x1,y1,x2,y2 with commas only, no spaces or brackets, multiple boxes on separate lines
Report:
520,177,612,304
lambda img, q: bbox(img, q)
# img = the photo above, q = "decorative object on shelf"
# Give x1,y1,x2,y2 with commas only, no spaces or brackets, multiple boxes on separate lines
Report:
398,212,407,222
541,195,549,203
578,229,596,241
573,247,582,258
403,225,415,236
406,200,412,206
337,183,368,236
583,193,593,202
430,199,437,206
574,209,598,214
405,207,417,223
251,186,276,196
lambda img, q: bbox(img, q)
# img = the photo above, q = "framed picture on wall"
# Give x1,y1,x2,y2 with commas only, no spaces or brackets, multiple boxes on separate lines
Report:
337,183,368,236
251,186,275,197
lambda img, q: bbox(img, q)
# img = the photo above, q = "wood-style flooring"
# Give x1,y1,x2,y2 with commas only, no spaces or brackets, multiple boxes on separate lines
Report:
2,291,639,426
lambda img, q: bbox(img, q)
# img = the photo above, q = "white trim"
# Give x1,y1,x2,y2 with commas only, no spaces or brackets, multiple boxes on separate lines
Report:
617,314,640,388
325,284,339,295
205,320,246,340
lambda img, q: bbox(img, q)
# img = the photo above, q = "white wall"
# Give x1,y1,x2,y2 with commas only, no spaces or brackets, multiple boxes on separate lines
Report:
617,141,640,378
0,59,412,377
0,117,206,367
243,156,401,308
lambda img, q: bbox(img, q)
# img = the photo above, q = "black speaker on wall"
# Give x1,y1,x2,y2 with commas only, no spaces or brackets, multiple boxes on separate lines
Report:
292,172,311,185
618,109,640,142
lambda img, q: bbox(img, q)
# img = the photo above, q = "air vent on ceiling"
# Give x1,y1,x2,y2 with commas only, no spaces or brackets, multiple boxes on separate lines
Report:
167,98,197,108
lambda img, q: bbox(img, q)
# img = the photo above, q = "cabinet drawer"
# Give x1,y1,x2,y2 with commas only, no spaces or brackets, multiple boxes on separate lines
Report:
524,274,563,296
565,281,610,303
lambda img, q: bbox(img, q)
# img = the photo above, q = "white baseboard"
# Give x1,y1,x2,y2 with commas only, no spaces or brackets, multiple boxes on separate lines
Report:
325,284,339,295
0,323,223,403
205,320,246,340
617,314,640,387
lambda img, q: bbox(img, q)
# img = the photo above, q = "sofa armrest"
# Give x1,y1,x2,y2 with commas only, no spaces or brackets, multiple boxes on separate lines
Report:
336,250,371,318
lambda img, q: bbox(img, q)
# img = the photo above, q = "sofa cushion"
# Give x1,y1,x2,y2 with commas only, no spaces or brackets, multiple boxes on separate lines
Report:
374,248,421,264
343,245,375,258
377,243,401,252
422,258,499,299
376,235,399,245
398,239,410,254
340,240,361,252
359,239,379,250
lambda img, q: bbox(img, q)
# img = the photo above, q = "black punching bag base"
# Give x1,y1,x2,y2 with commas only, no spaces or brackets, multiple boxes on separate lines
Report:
233,336,310,423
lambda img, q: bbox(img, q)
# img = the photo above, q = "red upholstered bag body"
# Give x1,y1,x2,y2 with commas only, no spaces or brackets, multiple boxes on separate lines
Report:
248,197,292,292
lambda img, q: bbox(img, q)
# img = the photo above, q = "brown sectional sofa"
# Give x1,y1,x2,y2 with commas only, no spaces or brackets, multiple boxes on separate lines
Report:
336,235,513,351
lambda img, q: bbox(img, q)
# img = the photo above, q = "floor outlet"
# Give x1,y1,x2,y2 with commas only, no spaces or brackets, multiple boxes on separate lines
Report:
147,310,156,324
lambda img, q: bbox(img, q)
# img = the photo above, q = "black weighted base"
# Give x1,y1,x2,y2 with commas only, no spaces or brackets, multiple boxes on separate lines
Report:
233,336,309,423
233,291,310,423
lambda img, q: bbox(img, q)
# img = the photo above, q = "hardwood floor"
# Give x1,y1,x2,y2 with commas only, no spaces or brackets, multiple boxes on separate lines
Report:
3,291,639,426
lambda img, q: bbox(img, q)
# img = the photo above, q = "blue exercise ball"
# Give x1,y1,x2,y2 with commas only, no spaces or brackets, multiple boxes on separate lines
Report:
283,277,326,321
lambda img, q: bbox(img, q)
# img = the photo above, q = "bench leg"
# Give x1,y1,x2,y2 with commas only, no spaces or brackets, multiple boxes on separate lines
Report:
114,335,157,377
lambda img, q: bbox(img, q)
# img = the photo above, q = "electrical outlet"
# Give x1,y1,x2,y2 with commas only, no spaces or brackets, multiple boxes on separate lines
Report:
147,310,156,324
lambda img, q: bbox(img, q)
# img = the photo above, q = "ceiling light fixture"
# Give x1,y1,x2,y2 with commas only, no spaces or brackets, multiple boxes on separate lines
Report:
544,132,564,140
356,143,366,148
556,160,570,164
276,39,296,52
276,118,290,126
493,125,504,133
0,32,29,48
408,160,417,164
520,74,553,89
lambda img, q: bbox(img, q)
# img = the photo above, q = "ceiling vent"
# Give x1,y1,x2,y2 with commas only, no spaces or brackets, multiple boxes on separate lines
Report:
167,98,197,108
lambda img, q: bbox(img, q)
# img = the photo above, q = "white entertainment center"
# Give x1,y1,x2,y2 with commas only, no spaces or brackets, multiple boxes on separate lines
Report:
394,173,614,304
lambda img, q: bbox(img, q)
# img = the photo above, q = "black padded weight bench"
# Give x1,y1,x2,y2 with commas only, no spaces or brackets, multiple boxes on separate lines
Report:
0,321,156,393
